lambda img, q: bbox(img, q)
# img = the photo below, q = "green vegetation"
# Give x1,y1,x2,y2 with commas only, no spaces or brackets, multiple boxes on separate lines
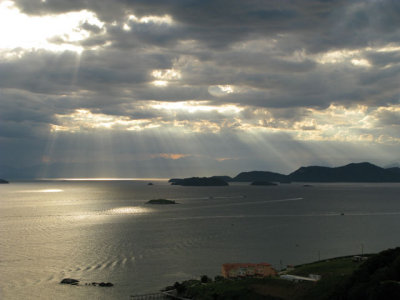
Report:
165,248,400,299
331,247,400,300
289,256,362,277
166,277,289,299
283,256,362,300
292,257,363,300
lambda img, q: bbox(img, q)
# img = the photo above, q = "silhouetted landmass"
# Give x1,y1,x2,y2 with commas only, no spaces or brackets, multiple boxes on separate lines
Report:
168,178,181,184
328,247,400,300
211,175,233,182
231,163,400,183
0,179,9,184
174,162,400,184
146,199,177,204
171,162,400,184
165,247,400,300
289,162,400,182
250,181,278,186
278,178,292,184
232,171,287,182
387,167,400,175
170,177,229,186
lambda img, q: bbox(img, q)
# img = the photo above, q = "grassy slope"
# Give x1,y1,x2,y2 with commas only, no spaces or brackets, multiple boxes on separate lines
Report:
288,256,364,300
177,256,365,299
185,278,290,300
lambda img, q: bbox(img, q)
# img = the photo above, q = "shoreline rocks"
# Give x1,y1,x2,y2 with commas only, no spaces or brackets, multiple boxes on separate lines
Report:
60,278,79,285
60,278,114,287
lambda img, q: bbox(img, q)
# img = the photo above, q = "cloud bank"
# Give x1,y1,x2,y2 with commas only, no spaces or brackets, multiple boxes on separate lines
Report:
1,0,399,178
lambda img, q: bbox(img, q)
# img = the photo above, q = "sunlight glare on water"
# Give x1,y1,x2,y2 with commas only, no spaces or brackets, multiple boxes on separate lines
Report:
2,181,400,299
19,189,64,193
106,206,152,215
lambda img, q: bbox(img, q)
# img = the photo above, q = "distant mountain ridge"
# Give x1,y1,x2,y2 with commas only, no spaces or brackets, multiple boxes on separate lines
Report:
386,167,400,175
3,161,400,183
232,171,288,182
231,162,400,183
288,162,400,182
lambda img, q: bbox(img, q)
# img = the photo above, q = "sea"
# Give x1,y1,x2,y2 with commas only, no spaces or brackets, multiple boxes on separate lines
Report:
1,180,400,299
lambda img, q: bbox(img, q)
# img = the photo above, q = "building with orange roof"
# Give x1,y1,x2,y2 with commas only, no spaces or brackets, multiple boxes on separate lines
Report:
221,263,277,278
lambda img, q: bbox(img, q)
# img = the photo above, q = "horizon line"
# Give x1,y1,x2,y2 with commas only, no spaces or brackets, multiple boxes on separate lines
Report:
36,177,170,181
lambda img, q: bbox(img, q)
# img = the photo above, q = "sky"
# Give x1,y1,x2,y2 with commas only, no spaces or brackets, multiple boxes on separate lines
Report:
0,0,399,179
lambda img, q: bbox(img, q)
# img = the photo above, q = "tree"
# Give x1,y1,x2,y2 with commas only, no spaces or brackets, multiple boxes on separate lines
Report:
201,275,212,283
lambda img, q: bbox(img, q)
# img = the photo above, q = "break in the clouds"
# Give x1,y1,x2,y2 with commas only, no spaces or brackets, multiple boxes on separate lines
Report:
0,0,399,178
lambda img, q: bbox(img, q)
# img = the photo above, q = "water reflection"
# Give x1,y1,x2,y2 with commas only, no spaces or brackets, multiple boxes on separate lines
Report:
19,189,64,193
67,207,152,221
106,206,152,215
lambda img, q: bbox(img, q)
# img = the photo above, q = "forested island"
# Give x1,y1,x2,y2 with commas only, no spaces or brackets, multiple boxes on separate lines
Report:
169,177,229,186
0,179,9,184
170,162,400,184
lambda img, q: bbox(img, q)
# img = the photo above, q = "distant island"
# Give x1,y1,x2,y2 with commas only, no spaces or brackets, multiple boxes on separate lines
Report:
146,199,177,205
0,179,9,184
169,177,229,186
233,171,288,183
288,162,400,182
173,162,400,184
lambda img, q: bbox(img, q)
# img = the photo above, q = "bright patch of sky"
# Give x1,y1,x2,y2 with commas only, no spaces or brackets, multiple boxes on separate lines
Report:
0,1,104,54
51,109,159,132
1,0,400,177
50,104,400,145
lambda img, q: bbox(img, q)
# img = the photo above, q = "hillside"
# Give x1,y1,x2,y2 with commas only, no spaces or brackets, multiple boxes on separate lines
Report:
166,247,400,300
387,167,400,175
288,162,400,182
232,171,288,183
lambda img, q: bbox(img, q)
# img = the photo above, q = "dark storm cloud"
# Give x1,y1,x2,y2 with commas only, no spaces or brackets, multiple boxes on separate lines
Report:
2,0,400,177
365,50,400,68
0,89,58,138
7,0,400,109
0,49,173,95
0,51,80,94
375,109,400,126
14,0,400,51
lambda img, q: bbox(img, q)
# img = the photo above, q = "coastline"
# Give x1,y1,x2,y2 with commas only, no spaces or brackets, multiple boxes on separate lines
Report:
161,248,400,300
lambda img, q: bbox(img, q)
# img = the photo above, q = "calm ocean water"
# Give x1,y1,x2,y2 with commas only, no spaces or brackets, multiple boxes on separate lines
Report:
1,180,400,299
